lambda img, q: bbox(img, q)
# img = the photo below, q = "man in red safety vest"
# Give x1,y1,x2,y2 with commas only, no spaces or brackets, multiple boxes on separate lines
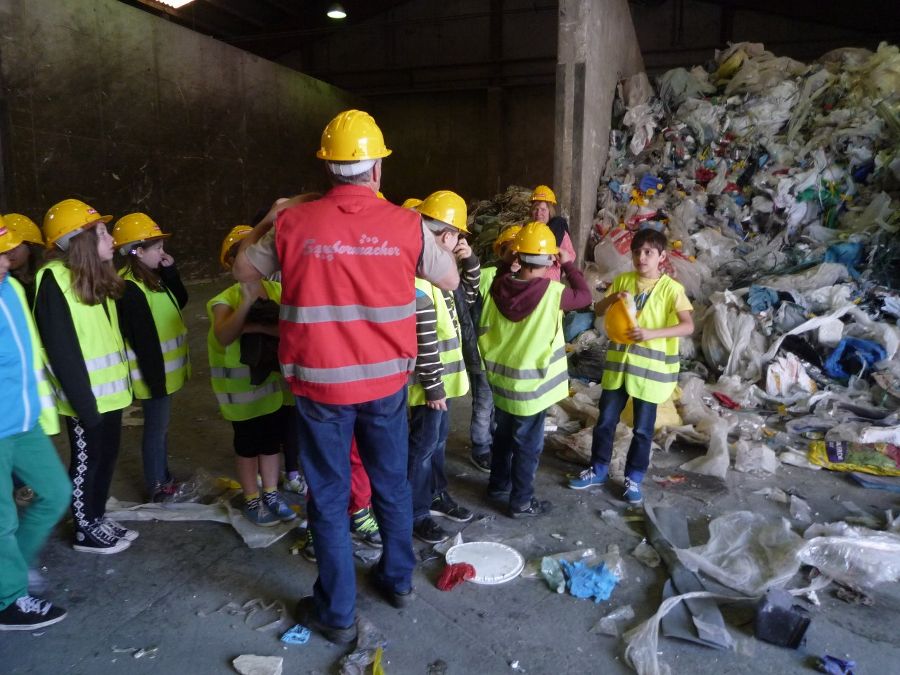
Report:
233,109,459,643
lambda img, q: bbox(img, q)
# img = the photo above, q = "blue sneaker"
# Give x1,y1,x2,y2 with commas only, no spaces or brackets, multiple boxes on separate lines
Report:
243,500,280,527
623,477,643,504
568,467,608,490
263,491,297,522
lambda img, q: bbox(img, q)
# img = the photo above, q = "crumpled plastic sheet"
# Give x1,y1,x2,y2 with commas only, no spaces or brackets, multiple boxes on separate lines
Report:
200,598,288,632
734,440,778,474
339,616,387,675
800,521,900,589
559,560,618,603
592,604,636,637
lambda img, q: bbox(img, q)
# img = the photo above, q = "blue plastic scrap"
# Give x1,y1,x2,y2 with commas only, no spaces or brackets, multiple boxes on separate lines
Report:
281,624,311,645
559,560,618,603
823,337,887,380
746,285,780,314
816,655,855,675
824,242,864,279
639,174,665,193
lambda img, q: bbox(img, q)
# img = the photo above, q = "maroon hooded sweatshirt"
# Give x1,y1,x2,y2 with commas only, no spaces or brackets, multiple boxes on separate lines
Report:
490,261,592,321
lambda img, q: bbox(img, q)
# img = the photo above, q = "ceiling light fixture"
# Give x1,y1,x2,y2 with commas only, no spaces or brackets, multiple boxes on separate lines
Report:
154,0,197,8
326,3,347,20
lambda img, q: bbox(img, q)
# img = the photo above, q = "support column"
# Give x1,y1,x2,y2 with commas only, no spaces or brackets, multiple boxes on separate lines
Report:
555,0,644,258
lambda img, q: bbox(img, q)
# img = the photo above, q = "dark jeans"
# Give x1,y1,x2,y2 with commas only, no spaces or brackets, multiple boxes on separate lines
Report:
488,408,546,509
140,396,172,494
408,404,449,520
469,372,495,458
589,386,657,481
65,410,123,528
295,387,415,628
283,405,301,474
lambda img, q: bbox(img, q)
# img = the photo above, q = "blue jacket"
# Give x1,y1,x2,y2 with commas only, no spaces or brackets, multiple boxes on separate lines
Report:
0,276,41,439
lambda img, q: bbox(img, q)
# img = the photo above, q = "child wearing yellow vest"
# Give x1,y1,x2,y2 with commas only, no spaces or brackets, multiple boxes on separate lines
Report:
208,227,297,527
479,222,591,518
569,229,694,504
33,199,136,554
407,191,477,544
112,214,190,503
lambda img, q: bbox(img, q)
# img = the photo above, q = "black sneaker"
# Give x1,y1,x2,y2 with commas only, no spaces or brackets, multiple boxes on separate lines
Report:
73,521,131,554
301,528,316,563
368,566,415,609
429,491,474,523
294,596,357,644
0,596,67,631
102,517,139,542
413,517,450,544
509,498,552,519
469,454,491,473
350,507,383,548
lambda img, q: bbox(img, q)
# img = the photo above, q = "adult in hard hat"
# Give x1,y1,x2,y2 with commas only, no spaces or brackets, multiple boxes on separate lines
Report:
112,213,190,503
0,220,71,631
233,109,459,643
33,199,136,554
530,185,577,282
2,213,46,303
477,222,591,517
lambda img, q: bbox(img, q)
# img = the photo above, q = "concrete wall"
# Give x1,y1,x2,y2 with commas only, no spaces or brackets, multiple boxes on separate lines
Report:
0,0,359,276
556,0,644,257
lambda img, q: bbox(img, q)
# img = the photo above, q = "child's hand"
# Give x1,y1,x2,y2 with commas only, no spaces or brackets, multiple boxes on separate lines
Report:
558,247,574,265
160,252,175,267
627,326,654,342
453,239,472,261
240,280,263,306
427,397,448,411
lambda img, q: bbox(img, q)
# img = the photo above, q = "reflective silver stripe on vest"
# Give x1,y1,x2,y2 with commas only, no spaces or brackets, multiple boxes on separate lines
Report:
608,342,679,364
91,378,130,399
132,355,188,380
483,346,567,381
281,300,416,324
41,395,55,409
210,366,252,379
408,358,465,385
84,352,125,372
215,380,282,405
490,369,569,402
161,333,187,353
282,357,414,385
437,336,460,353
603,360,679,383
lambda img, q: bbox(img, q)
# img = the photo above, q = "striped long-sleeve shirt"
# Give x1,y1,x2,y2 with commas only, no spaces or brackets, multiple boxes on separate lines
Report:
413,254,481,401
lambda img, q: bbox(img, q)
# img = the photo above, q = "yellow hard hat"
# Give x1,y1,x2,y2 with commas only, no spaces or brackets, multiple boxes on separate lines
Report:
401,198,422,210
43,199,112,249
493,225,523,256
112,213,171,253
316,109,392,161
220,225,253,268
417,190,469,234
376,191,386,200
3,213,43,246
514,221,558,256
531,184,557,204
604,293,638,344
0,216,25,255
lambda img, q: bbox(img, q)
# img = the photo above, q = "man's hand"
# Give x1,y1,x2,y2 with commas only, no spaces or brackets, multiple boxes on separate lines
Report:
426,397,448,411
453,238,472,261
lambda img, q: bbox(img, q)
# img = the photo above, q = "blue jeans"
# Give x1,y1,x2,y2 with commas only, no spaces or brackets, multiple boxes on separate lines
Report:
469,372,495,458
488,408,546,509
295,387,415,628
141,396,172,494
589,386,657,481
408,404,449,520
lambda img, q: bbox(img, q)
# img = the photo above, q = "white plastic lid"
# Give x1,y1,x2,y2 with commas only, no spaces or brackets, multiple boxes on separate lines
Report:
445,541,525,585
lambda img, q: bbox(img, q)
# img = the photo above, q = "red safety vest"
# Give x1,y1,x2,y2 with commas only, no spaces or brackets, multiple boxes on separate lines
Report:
276,185,422,405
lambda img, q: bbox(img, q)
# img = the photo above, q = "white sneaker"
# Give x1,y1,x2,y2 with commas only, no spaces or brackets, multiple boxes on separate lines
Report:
72,521,131,554
283,474,308,496
102,517,139,542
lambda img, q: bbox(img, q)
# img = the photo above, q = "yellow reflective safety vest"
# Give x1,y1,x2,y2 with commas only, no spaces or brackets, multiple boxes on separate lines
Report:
408,279,469,406
601,273,682,404
206,282,292,422
35,261,133,416
8,277,59,435
478,280,569,416
479,265,498,298
121,270,190,399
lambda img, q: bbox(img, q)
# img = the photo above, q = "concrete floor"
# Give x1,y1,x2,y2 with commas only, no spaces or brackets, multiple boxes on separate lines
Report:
4,279,899,675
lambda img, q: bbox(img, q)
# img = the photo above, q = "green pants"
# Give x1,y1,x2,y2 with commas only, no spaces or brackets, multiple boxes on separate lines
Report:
0,425,71,610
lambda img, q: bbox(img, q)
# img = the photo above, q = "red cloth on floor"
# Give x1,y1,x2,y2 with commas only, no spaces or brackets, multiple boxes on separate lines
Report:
437,563,476,591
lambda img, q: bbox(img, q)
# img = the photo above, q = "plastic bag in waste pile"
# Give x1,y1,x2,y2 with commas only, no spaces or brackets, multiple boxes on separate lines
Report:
807,440,900,476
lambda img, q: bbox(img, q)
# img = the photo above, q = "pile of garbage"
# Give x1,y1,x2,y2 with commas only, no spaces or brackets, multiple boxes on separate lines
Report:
466,186,533,263
551,41,900,480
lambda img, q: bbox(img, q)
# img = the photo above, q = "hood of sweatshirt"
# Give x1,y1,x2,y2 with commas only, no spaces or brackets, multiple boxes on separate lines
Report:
490,272,551,322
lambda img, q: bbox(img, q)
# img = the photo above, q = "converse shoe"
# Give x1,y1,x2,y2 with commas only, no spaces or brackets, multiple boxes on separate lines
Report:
469,453,491,473
350,507,383,548
282,473,308,496
413,517,450,544
623,477,643,505
568,466,608,490
301,528,316,563
0,595,67,631
263,491,298,522
509,498,552,519
73,521,131,554
429,491,474,523
242,499,280,527
102,517,139,542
